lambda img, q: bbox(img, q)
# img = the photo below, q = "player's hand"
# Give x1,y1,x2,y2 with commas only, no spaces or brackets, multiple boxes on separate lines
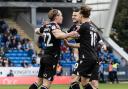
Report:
52,29,62,34
35,28,40,34
68,31,80,38
64,39,69,47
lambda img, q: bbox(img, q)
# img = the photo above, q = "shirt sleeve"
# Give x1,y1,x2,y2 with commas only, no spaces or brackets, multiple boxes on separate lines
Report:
50,23,59,31
39,26,44,33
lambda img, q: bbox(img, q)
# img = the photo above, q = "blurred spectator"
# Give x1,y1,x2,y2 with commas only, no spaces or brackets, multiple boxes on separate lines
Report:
0,20,8,33
0,48,4,57
112,62,119,83
22,38,30,50
56,63,63,76
7,70,14,77
2,57,13,67
22,39,34,52
2,33,9,47
120,57,127,67
108,61,114,83
2,58,9,67
99,61,105,83
21,60,29,68
17,41,22,49
9,28,17,36
0,57,3,67
8,39,18,49
32,56,37,65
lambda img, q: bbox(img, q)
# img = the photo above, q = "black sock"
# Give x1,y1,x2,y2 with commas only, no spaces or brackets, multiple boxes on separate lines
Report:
84,83,93,89
29,82,38,89
40,85,48,89
69,82,80,89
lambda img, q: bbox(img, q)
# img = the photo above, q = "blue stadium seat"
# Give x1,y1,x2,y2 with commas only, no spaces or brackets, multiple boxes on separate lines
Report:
8,50,13,52
33,64,40,67
13,49,19,52
5,49,33,67
15,64,22,67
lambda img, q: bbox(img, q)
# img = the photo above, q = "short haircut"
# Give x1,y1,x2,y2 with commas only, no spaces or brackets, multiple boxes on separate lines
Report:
80,5,92,18
73,7,80,12
48,9,61,21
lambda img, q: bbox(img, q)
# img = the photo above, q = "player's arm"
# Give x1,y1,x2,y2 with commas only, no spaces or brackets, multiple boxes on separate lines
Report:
52,29,79,39
64,39,80,48
35,27,44,35
35,21,49,35
98,40,107,51
96,32,107,51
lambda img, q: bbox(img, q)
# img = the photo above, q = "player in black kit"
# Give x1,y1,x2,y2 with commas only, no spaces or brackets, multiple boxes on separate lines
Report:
66,8,81,89
77,5,100,89
65,5,107,89
29,9,74,89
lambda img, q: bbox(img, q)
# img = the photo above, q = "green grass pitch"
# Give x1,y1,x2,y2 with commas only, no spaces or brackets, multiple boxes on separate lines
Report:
0,83,128,89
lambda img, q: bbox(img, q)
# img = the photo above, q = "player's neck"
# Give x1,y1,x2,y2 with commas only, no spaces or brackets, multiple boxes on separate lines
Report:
51,21,57,24
74,22,80,26
82,18,90,23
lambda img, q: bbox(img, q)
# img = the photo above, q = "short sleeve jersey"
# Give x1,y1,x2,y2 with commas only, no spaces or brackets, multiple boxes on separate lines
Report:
78,22,101,60
39,22,61,56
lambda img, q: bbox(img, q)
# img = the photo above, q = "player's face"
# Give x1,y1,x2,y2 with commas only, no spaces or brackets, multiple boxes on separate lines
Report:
72,12,80,23
56,11,63,24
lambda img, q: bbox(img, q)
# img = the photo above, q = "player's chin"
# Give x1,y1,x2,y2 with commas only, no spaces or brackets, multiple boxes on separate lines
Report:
73,20,77,23
58,21,63,24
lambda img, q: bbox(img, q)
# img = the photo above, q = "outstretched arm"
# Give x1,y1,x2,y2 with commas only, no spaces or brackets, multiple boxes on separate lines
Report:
64,39,80,48
52,29,79,39
98,40,107,51
35,27,44,35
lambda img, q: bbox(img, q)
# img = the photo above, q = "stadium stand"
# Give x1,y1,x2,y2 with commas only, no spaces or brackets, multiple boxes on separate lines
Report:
0,19,36,67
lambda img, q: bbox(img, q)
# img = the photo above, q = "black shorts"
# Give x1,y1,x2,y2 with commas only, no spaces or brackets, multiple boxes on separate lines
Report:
90,62,99,81
38,54,58,81
77,59,99,80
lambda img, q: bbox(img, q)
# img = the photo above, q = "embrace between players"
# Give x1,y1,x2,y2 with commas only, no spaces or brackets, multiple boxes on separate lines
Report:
29,4,107,89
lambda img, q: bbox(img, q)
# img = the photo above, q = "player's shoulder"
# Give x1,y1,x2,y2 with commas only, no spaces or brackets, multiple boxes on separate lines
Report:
48,22,58,30
80,22,90,30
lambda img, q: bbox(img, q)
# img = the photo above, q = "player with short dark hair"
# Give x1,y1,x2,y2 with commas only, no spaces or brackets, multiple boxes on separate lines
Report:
67,7,81,89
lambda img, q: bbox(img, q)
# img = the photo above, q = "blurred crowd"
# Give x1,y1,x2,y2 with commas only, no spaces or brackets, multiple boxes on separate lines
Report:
0,20,35,67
